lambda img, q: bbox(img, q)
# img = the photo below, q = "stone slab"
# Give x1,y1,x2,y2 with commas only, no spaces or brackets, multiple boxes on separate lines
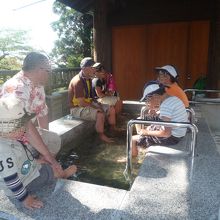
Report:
49,115,95,147
0,180,128,220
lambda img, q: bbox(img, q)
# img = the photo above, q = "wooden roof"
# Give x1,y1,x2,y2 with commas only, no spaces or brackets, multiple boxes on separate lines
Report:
58,0,215,24
58,0,94,13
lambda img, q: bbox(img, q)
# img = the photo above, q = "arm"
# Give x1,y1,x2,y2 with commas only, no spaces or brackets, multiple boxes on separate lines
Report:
67,79,96,108
25,121,61,170
68,81,74,108
139,116,172,137
78,97,103,111
37,114,49,130
95,86,105,98
4,173,43,209
0,151,43,209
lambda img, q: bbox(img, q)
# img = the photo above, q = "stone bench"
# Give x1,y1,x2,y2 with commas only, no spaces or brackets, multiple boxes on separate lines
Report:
49,115,95,152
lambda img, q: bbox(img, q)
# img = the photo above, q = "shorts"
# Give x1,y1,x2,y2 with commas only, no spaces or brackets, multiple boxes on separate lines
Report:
97,96,119,106
137,135,182,148
70,102,110,121
92,102,109,114
70,106,99,121
26,164,54,193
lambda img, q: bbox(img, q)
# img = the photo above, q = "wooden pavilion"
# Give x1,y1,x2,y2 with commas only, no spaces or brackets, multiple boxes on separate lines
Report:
58,0,220,100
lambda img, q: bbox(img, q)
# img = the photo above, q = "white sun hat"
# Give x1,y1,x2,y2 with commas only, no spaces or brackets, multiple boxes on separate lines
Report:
0,96,25,120
0,95,26,134
140,83,160,102
155,65,178,78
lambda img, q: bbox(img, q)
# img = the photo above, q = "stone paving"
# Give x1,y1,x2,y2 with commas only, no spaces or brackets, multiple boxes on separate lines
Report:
0,104,220,220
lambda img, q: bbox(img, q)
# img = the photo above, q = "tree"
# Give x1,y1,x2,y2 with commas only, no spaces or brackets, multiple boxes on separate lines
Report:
0,29,33,70
51,1,93,67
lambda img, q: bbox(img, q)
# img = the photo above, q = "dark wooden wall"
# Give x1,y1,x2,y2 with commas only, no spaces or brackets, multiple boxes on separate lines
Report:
61,0,220,95
112,21,210,100
208,0,220,89
108,0,214,25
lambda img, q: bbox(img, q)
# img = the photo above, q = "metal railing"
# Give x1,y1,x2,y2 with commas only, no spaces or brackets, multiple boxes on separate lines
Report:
140,106,148,119
0,68,80,95
186,107,196,124
140,106,148,129
140,105,196,126
46,67,80,94
184,89,220,105
123,119,198,183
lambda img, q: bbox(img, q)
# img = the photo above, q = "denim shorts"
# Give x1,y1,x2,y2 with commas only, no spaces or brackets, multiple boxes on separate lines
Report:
137,135,182,148
26,164,54,193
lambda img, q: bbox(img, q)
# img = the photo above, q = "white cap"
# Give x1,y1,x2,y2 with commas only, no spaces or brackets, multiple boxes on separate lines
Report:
155,65,178,78
140,84,160,102
92,62,101,68
0,96,25,120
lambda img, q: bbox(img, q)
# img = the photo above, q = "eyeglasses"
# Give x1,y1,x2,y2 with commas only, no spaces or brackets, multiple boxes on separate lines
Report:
158,70,168,76
145,95,153,102
40,68,52,73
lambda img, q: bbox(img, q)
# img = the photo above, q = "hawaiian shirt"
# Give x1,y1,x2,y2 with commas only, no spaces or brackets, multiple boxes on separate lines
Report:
0,71,48,117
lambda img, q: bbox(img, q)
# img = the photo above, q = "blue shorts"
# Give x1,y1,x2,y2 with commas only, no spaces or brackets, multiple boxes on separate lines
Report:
137,135,182,148
26,164,55,193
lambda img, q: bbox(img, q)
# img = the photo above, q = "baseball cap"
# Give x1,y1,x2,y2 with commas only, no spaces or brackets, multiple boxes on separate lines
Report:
80,57,97,68
155,65,178,78
92,62,101,69
140,81,161,102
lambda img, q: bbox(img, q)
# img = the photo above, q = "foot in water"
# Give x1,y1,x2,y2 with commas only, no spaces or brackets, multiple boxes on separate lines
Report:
108,127,126,137
99,133,114,143
62,165,77,179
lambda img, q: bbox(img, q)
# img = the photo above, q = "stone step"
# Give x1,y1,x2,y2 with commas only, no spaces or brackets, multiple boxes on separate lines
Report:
0,179,128,220
49,115,95,147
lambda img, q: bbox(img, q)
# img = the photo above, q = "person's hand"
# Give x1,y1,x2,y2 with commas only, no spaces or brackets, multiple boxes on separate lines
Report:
43,154,63,175
23,195,43,209
43,153,62,172
139,129,148,136
107,91,114,96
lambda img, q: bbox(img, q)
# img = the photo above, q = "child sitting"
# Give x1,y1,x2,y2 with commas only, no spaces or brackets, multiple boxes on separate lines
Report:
92,63,122,114
132,81,188,157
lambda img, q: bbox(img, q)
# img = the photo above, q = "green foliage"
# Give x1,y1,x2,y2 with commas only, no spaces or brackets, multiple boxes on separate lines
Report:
0,29,34,70
0,57,21,70
51,1,93,67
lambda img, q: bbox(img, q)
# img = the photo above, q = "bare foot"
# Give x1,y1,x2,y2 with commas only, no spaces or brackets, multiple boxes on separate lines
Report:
109,127,125,137
62,165,77,178
117,157,127,163
99,133,114,143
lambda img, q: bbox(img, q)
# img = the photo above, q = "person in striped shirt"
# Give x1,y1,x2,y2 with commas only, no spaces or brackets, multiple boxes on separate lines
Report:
132,82,188,157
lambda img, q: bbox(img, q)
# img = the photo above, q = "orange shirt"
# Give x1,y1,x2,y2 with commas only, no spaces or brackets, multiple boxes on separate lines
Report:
165,82,189,107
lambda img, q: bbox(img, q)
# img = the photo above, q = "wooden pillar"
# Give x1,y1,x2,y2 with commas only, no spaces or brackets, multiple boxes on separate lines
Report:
82,14,93,57
93,0,112,71
208,0,220,90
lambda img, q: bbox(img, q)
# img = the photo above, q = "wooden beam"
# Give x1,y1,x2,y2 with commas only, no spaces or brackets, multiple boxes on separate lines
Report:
93,0,112,71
